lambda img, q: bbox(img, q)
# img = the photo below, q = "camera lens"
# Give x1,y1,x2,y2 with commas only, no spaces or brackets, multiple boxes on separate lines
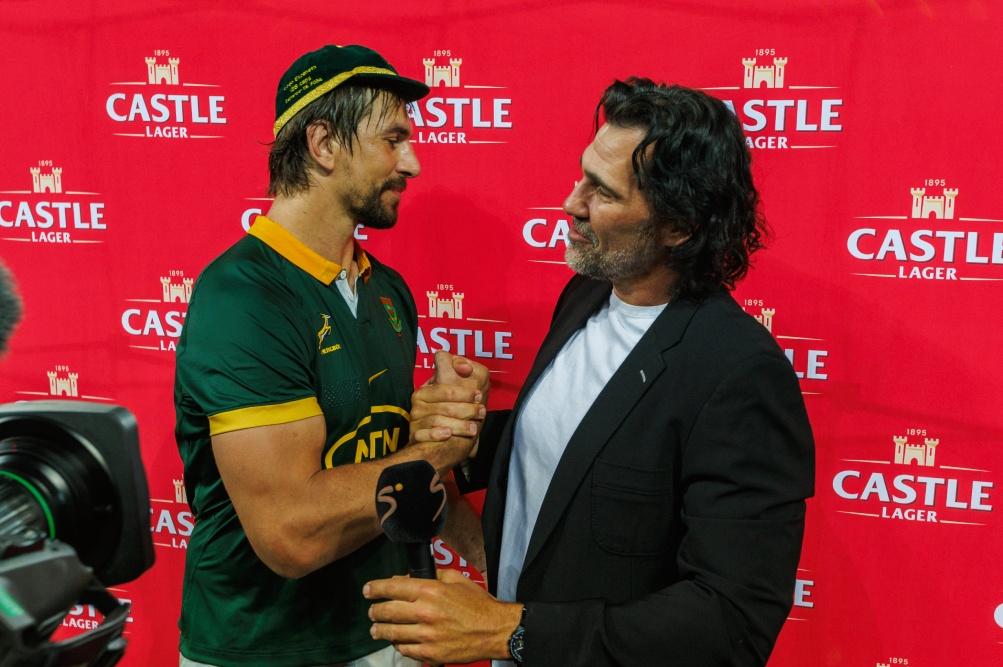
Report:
0,417,119,572
0,473,50,540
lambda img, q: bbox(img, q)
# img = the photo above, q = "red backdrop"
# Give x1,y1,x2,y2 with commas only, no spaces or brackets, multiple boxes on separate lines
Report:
2,2,1002,665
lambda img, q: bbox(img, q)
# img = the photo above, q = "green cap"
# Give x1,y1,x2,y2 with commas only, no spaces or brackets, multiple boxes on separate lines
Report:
274,44,429,136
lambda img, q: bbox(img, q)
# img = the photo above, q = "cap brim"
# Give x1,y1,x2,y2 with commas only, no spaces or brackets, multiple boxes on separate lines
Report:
354,73,429,103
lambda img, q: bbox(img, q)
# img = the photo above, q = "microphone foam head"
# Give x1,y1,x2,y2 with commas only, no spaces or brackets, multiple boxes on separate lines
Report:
0,262,23,355
376,459,448,543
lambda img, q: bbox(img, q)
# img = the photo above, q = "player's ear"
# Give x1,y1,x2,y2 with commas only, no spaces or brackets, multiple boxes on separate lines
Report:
305,120,340,172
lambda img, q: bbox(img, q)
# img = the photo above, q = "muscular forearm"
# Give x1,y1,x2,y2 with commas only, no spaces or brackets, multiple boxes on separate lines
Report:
255,439,474,578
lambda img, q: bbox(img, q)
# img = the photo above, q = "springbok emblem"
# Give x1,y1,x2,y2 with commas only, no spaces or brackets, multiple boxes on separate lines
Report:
317,314,332,351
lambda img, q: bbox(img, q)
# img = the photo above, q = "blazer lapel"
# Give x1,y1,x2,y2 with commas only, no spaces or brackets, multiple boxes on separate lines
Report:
518,295,703,581
483,279,611,580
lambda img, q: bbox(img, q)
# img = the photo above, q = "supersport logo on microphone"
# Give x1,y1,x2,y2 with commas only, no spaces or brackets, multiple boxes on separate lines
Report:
376,468,447,529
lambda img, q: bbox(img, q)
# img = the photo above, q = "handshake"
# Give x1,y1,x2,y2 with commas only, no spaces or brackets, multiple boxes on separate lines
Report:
407,349,491,471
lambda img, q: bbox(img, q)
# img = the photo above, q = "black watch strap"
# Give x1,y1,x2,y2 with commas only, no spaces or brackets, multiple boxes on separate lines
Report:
508,605,527,664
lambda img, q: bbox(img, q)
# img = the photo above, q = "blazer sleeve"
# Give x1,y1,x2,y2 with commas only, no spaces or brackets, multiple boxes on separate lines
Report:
523,352,815,667
454,409,512,494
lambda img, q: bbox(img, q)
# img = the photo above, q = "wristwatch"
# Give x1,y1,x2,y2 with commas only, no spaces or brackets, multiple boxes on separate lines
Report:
508,606,527,664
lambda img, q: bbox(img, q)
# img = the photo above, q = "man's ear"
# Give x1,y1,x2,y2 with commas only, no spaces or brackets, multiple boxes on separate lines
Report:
305,120,340,172
661,224,690,249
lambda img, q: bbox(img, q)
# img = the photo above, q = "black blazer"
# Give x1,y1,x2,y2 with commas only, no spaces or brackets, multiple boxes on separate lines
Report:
461,276,814,666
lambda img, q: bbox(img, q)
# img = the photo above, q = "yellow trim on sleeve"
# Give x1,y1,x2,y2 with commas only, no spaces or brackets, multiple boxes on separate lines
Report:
273,66,397,136
323,404,410,468
209,397,323,436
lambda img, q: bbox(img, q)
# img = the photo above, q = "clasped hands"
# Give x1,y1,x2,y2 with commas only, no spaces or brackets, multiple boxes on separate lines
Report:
408,349,490,465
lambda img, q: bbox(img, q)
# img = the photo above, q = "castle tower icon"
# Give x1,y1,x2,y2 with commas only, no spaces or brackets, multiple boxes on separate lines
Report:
427,291,464,319
423,57,462,87
47,370,80,397
173,478,188,504
753,307,776,333
742,56,787,89
893,435,939,467
161,276,194,303
145,56,180,85
910,187,958,220
30,166,63,194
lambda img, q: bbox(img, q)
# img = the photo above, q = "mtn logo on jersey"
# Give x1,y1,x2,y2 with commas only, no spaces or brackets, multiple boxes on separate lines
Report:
13,365,113,401
847,182,1003,282
407,51,513,145
701,52,843,150
120,270,192,352
833,431,994,526
150,477,193,551
740,299,830,394
105,51,227,140
325,405,410,466
417,283,514,371
0,162,107,244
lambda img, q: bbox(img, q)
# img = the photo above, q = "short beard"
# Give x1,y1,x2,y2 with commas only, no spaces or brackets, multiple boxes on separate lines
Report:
565,217,667,282
345,177,406,230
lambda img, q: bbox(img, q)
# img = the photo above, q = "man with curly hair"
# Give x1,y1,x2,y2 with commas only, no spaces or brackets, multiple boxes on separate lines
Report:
366,79,815,667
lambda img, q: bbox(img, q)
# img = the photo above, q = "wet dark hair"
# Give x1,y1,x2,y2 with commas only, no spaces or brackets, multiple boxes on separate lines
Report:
268,86,403,197
597,78,767,298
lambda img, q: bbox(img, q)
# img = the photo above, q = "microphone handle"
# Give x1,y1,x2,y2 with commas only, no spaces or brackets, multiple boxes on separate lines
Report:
405,541,436,579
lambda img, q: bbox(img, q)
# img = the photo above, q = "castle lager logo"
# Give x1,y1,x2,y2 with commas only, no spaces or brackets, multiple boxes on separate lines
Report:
105,51,227,139
519,183,582,266
847,181,1003,281
150,477,193,551
431,538,484,582
13,366,113,402
407,51,513,144
0,162,107,244
702,51,843,150
788,569,815,622
741,300,829,394
417,283,514,370
120,270,192,351
61,589,134,632
833,430,994,526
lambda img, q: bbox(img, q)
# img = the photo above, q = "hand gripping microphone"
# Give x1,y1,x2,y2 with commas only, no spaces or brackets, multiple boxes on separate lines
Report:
375,460,447,579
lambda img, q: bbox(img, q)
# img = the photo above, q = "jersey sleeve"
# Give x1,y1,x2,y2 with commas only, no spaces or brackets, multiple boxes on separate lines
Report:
177,266,321,436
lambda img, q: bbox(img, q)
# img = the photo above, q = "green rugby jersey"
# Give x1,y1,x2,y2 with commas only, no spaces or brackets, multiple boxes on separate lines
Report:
174,215,416,666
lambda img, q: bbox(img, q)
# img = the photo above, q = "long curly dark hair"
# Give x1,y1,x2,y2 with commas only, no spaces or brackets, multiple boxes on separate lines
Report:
597,78,767,298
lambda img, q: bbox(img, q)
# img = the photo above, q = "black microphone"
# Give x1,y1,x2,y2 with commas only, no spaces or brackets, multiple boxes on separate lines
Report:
0,262,23,355
375,460,447,579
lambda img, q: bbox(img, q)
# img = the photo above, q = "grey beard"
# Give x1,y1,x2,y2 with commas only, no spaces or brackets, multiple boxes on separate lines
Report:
564,219,666,282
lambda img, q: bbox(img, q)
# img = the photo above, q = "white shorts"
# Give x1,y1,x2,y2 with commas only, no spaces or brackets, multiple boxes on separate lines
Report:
179,643,420,667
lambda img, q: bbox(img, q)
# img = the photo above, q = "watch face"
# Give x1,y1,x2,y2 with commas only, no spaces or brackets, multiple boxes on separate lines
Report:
509,625,526,663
